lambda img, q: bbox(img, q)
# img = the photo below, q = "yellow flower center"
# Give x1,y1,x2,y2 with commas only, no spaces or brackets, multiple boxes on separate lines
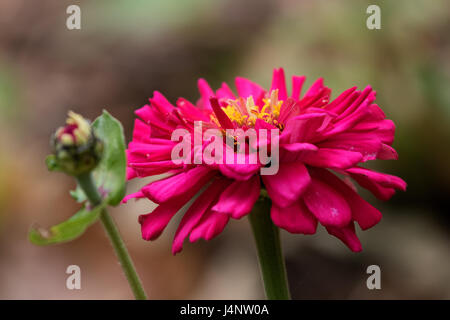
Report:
218,90,284,129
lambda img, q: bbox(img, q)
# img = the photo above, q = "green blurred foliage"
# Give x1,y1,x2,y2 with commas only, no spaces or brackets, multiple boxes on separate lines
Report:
0,64,20,121
84,0,214,37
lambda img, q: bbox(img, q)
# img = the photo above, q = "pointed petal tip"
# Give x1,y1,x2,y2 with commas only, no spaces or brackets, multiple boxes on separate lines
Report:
171,240,183,255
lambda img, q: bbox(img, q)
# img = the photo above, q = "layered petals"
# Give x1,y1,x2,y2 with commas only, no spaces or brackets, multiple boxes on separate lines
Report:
189,210,230,243
302,148,363,169
172,178,230,254
303,178,352,228
311,168,382,230
142,167,215,204
346,166,407,201
125,67,405,254
212,175,260,219
271,201,317,234
262,162,311,208
235,77,265,104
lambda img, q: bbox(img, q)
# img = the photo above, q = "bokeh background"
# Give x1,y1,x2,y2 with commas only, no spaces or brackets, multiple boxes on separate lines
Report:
0,0,449,299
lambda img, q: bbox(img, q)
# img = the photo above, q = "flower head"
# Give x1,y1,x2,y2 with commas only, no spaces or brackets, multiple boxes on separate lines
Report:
50,111,103,176
125,68,406,254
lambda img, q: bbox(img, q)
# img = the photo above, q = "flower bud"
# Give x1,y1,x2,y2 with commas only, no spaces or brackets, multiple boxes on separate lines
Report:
50,111,103,176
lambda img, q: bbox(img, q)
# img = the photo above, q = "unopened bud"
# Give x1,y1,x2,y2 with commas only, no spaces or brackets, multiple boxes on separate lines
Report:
49,111,103,176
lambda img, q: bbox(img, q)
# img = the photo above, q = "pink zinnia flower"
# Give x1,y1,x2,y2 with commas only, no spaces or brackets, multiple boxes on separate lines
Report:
124,68,406,254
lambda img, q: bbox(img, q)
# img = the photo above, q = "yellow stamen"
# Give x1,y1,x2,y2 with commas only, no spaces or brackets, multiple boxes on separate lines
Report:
214,90,285,129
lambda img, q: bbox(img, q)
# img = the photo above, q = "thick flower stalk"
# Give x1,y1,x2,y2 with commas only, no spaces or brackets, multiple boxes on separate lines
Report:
126,68,406,253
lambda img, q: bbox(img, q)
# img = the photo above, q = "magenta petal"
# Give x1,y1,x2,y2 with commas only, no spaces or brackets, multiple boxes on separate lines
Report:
139,206,178,241
281,112,329,143
219,165,260,181
302,148,363,169
262,162,311,208
346,167,406,191
142,167,215,204
122,190,144,204
131,119,151,143
281,142,318,153
127,142,174,162
352,119,396,145
210,97,234,129
270,68,288,101
150,91,176,115
235,76,265,100
197,78,214,110
335,86,374,121
346,167,406,201
189,210,229,242
312,168,382,230
129,160,183,177
279,142,318,163
271,201,317,234
216,82,236,100
126,167,137,180
302,78,324,99
325,86,357,113
176,98,210,122
317,132,382,162
139,193,191,241
303,178,352,228
255,118,276,130
172,179,230,254
212,175,260,219
278,98,301,124
348,172,396,201
326,222,362,252
291,75,306,100
218,145,261,180
377,144,398,160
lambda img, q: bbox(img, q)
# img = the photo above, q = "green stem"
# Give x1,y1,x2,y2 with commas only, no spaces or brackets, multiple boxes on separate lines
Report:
77,172,147,300
248,197,291,300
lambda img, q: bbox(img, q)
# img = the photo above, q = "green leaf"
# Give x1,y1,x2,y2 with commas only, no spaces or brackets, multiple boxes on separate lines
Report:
72,110,127,206
29,204,105,245
92,110,127,205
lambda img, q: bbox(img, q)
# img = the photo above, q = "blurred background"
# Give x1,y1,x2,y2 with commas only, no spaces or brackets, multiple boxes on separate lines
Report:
0,0,449,299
